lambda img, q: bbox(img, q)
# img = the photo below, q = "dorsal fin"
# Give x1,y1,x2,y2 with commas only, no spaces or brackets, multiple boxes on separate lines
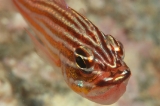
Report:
50,0,69,11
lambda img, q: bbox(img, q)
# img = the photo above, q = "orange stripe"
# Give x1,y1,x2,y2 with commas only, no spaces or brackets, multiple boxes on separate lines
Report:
17,0,99,47
13,0,116,66
13,0,75,62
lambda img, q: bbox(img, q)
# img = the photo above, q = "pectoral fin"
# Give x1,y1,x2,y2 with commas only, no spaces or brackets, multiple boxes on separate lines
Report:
25,29,61,67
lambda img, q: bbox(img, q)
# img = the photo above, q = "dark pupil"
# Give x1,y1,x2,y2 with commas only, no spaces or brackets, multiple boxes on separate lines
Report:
76,56,86,68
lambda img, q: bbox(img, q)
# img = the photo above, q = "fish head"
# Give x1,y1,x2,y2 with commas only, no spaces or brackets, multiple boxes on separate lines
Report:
61,34,131,105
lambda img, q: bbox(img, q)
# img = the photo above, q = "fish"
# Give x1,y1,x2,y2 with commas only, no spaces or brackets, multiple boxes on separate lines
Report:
12,0,131,105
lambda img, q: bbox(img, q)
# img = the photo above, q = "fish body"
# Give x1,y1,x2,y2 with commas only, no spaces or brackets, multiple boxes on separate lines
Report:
12,0,131,105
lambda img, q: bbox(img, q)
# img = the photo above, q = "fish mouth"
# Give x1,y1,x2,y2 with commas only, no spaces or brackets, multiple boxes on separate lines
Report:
95,68,131,87
85,78,129,105
85,68,131,105
85,66,131,99
87,77,129,96
83,65,131,105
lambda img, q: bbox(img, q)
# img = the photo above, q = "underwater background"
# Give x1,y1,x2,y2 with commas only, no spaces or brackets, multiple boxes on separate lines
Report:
0,0,160,106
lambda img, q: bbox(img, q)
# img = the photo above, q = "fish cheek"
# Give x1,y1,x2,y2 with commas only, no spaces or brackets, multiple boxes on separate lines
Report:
61,62,93,94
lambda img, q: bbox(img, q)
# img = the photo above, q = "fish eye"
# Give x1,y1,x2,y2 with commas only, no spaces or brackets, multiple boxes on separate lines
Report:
75,56,86,68
104,35,124,60
74,46,94,71
116,41,125,59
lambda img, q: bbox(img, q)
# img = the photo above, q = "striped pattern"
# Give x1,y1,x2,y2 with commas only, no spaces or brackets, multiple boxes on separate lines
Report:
13,1,131,104
12,0,117,68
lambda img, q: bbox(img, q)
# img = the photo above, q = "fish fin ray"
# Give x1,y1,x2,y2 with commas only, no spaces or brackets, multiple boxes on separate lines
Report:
50,0,69,11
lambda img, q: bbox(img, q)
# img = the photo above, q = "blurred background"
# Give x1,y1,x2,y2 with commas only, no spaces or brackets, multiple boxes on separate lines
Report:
0,0,160,106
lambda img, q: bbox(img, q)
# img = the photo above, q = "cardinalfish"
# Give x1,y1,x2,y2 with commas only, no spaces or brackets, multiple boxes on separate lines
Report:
12,0,131,105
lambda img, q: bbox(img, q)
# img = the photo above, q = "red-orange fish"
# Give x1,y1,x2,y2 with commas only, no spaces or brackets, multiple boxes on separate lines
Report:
12,0,131,105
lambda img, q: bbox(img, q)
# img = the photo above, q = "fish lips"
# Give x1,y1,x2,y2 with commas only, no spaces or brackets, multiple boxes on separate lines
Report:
96,68,131,87
85,77,130,105
84,68,131,105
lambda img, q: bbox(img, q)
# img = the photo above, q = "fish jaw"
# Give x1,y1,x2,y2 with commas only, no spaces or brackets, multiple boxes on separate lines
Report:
83,62,131,105
85,78,130,105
